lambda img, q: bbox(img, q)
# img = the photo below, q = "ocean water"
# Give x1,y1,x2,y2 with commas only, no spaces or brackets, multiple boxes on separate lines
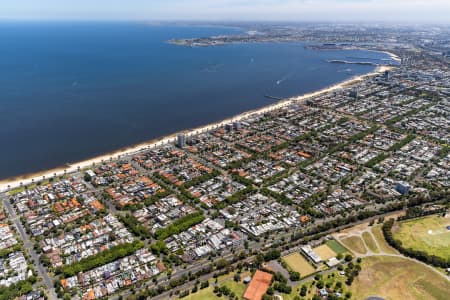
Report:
0,22,393,179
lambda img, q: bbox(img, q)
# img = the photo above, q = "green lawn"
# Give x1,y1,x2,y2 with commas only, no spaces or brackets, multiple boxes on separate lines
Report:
326,239,348,254
8,186,31,195
393,215,450,260
181,286,218,300
180,272,249,300
283,271,351,300
8,180,51,195
223,280,246,299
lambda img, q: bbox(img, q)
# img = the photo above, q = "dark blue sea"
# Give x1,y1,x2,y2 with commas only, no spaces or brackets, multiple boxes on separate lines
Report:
0,22,393,179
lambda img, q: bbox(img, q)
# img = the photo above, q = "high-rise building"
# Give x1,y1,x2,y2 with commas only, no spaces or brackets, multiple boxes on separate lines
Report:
225,123,233,132
177,133,186,148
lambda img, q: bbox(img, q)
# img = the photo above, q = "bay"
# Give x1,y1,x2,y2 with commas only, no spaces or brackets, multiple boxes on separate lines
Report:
0,22,392,179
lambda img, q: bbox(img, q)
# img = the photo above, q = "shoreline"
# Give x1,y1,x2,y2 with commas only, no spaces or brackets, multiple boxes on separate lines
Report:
0,64,393,193
367,49,401,63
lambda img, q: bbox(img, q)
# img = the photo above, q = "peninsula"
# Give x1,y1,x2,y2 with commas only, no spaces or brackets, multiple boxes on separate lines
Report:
0,23,449,300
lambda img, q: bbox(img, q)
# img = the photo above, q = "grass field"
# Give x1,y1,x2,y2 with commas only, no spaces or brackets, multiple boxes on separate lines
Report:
182,286,218,300
222,278,247,299
352,255,450,300
326,239,348,254
282,253,317,277
283,271,352,300
8,179,55,195
8,185,35,195
393,215,450,260
341,236,367,255
362,231,379,253
372,225,399,254
313,244,337,260
180,271,248,300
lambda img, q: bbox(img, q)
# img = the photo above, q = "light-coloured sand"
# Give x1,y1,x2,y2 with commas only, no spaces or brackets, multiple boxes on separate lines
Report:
0,65,394,193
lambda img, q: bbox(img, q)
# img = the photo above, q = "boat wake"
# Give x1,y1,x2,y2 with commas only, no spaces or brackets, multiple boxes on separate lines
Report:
276,72,294,85
338,68,353,73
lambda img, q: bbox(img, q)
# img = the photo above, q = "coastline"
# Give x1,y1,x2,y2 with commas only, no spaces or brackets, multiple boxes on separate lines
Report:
0,64,393,193
368,49,401,63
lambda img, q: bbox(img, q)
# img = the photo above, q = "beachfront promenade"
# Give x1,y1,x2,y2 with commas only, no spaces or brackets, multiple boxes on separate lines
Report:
2,46,449,300
0,65,392,193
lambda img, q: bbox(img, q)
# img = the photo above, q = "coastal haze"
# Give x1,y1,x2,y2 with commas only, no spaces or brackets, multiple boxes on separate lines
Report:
0,22,392,180
1,2,449,300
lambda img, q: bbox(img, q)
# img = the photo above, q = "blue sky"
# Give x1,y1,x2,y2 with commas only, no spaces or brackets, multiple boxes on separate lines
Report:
1,0,449,23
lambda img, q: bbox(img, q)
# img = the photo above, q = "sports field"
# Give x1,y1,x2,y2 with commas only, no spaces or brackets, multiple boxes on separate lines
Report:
282,252,316,277
352,255,450,300
313,244,337,260
341,236,367,254
326,239,348,254
393,215,450,260
243,270,272,300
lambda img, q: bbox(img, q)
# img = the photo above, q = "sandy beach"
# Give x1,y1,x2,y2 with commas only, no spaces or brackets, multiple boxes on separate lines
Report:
369,49,401,63
0,64,394,193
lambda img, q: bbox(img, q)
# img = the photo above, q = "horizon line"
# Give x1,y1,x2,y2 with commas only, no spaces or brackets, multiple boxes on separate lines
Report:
0,18,450,26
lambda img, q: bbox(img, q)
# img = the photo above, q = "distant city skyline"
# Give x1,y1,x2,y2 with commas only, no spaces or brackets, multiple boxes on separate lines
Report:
1,0,450,24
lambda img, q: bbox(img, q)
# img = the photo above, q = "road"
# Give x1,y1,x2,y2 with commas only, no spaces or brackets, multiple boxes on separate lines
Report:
112,208,405,300
1,193,58,300
0,157,405,300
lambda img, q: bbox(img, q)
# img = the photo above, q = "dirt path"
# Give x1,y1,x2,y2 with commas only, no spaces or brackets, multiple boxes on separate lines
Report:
367,230,381,252
334,225,450,282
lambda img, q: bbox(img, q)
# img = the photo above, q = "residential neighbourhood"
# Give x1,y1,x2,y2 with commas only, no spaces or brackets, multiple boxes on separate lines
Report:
0,203,43,299
1,31,449,300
